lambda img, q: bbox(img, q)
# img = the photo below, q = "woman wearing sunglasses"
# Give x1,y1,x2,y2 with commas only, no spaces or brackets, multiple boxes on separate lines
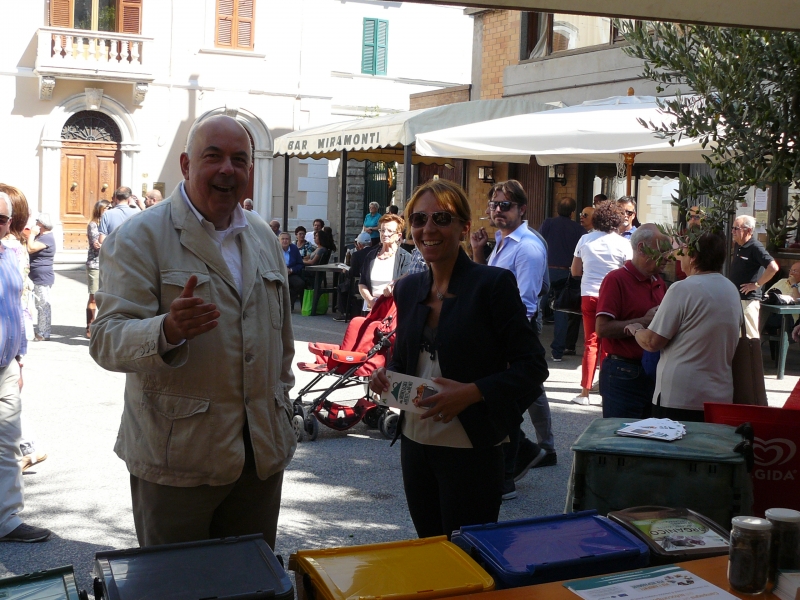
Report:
369,179,546,538
357,213,411,312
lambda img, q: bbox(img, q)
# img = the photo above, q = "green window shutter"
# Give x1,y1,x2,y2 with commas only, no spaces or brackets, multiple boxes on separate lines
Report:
375,20,388,75
362,18,377,75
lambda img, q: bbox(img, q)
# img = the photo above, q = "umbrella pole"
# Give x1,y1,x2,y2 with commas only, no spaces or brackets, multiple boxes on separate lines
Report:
283,156,289,233
340,150,348,256
403,144,413,202
624,152,638,196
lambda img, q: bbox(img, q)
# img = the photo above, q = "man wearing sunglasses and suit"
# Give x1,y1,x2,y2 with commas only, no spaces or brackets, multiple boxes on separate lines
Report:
470,180,555,502
617,197,638,239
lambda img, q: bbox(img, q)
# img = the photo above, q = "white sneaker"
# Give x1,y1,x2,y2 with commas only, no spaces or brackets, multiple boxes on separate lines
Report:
571,395,591,406
589,395,602,406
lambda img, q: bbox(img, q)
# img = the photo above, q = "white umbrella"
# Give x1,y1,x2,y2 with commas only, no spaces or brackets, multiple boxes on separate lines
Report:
415,95,709,194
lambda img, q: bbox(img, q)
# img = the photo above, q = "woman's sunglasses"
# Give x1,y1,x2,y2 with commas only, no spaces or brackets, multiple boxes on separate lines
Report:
409,211,457,228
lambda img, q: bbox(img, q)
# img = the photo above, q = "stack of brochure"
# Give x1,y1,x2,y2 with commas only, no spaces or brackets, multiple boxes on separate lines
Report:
565,565,738,600
774,570,800,600
615,418,686,442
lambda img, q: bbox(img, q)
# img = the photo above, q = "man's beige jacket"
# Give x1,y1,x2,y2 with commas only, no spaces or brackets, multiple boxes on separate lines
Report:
90,185,296,487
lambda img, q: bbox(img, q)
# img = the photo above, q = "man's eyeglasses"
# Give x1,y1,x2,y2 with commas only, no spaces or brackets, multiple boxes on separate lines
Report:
623,210,635,217
409,211,457,228
732,226,748,231
0,215,10,225
580,212,590,218
488,200,517,212
688,214,702,221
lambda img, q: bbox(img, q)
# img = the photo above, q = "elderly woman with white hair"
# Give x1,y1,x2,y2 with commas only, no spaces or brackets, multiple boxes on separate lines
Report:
363,201,381,246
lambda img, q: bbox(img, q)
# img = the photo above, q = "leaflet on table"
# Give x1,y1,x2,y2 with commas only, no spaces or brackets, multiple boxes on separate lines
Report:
377,371,440,414
774,570,800,600
565,565,738,600
616,418,687,441
630,517,729,551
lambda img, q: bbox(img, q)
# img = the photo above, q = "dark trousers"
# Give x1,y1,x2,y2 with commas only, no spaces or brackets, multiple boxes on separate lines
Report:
401,435,503,538
549,269,581,357
130,429,283,548
503,313,552,481
652,396,706,422
599,356,654,419
288,274,305,309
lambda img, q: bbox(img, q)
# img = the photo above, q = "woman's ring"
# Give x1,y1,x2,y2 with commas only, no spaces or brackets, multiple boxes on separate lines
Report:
438,413,444,418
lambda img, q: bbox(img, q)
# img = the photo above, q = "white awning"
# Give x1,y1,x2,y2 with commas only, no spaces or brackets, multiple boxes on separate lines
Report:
415,95,711,166
273,97,556,164
402,0,799,31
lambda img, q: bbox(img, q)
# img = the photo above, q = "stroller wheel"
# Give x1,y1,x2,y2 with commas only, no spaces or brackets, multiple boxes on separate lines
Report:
292,415,305,443
362,405,381,429
380,412,399,440
305,413,319,441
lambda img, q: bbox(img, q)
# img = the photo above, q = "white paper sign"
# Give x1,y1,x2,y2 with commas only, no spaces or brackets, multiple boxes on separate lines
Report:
755,188,769,210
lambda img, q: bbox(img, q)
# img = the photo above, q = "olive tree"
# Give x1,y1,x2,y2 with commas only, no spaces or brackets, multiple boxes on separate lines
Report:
619,22,800,250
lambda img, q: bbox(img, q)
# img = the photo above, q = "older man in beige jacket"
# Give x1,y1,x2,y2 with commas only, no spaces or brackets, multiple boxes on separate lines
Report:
90,115,296,548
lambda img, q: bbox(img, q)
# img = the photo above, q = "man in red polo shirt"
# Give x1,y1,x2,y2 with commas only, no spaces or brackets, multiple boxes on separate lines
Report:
596,224,669,418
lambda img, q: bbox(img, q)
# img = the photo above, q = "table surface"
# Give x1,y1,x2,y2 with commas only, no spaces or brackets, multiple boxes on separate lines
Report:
761,303,800,314
305,263,349,272
442,556,776,600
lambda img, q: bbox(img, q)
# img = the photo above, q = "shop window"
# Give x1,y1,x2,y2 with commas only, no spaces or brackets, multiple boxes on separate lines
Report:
49,0,142,34
362,18,388,75
522,13,652,60
215,0,255,50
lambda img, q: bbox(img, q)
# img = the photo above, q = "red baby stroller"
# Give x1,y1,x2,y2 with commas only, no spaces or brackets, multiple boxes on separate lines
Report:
292,295,398,442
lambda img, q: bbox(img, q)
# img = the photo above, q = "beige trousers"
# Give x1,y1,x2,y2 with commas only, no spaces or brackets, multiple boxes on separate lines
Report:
742,299,761,339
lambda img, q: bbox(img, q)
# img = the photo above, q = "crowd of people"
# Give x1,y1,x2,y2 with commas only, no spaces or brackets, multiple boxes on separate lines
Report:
0,115,783,549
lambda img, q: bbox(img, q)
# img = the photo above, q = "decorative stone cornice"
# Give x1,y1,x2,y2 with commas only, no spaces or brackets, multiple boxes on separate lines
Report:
39,76,56,100
132,82,148,106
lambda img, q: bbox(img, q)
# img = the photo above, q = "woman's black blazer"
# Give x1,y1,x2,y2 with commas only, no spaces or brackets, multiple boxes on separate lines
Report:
387,249,548,448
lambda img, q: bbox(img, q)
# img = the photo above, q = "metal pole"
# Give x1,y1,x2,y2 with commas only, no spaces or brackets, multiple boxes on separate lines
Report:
283,156,289,233
340,150,348,256
403,144,413,201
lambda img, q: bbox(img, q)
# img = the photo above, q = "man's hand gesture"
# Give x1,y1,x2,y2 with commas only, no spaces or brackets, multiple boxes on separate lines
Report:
163,275,220,345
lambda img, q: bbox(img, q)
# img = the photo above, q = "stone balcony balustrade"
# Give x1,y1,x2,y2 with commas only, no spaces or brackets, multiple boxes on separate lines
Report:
35,27,155,104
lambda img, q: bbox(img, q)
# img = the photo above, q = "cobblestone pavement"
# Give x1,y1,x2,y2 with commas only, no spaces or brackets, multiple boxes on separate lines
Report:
0,265,795,595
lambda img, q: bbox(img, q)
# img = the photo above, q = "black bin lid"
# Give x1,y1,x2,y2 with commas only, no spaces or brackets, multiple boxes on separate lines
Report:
94,534,293,600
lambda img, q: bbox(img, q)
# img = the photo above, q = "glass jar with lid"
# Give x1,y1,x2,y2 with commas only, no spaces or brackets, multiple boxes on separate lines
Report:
728,516,772,594
766,508,800,582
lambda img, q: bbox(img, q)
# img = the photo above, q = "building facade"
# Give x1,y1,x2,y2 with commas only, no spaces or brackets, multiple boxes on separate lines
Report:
0,0,472,258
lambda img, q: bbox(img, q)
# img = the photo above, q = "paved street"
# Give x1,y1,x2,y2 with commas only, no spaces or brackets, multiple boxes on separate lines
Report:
0,265,796,595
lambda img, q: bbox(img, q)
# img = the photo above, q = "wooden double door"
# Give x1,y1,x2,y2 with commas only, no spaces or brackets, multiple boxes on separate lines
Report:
60,141,120,250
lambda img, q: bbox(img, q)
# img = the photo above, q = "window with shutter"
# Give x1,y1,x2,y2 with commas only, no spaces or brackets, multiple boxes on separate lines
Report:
50,0,73,27
362,18,388,76
216,0,256,50
118,0,142,34
49,0,141,34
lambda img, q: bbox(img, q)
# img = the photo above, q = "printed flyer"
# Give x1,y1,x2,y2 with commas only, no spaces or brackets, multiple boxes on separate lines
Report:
377,371,440,414
630,517,729,552
565,565,738,600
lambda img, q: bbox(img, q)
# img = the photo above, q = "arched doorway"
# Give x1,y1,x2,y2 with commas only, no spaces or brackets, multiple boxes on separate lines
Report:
59,110,122,250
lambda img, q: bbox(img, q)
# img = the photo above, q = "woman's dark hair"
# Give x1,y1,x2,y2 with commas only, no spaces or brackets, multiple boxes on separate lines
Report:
591,201,625,233
0,184,30,241
294,225,306,235
317,228,336,252
387,205,399,214
691,232,726,273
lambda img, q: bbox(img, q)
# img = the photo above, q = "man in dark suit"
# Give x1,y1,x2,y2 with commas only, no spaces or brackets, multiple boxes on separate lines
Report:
334,232,373,322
